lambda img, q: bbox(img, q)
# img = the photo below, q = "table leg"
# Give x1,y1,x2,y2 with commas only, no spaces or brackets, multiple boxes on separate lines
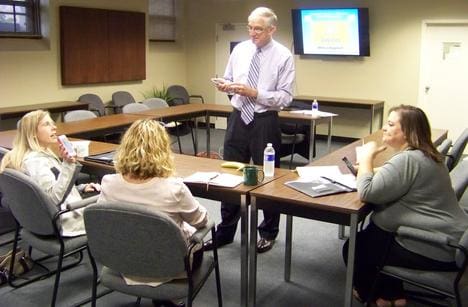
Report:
194,117,199,154
205,113,211,154
379,105,384,129
248,197,258,307
344,213,358,307
240,195,249,307
370,106,375,134
284,215,293,281
338,225,346,240
309,120,316,162
327,116,333,153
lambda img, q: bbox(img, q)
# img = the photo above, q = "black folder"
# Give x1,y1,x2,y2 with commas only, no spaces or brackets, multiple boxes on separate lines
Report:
284,177,356,198
84,151,116,165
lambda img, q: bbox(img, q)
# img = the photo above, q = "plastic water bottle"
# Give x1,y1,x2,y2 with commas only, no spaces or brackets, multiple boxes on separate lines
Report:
263,143,275,177
311,99,319,115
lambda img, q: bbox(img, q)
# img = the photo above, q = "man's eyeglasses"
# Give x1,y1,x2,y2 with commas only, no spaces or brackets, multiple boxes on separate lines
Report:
247,26,267,34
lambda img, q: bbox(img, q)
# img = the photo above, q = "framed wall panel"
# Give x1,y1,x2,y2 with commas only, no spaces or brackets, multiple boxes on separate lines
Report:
60,6,145,85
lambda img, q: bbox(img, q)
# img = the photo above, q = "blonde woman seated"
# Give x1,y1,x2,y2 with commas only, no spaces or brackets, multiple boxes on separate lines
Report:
97,119,208,287
0,110,100,237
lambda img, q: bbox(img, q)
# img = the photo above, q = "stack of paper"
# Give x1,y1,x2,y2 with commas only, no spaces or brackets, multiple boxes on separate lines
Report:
184,172,244,188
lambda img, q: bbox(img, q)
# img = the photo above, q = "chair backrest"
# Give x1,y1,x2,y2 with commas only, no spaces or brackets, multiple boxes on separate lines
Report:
78,93,105,116
64,110,98,122
0,146,8,160
142,98,169,109
455,227,468,268
112,91,136,107
0,168,58,235
450,159,468,202
84,201,187,278
122,102,149,114
447,128,468,171
437,138,453,155
167,85,190,106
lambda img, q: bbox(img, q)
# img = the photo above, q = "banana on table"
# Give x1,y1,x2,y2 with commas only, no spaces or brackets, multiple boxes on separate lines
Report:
221,161,245,171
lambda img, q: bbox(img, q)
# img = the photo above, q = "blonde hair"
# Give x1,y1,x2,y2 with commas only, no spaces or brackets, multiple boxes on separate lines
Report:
248,7,277,27
115,119,174,179
0,110,57,172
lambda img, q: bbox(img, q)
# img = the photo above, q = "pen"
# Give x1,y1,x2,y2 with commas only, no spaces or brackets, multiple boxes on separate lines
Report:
320,176,354,191
206,174,220,191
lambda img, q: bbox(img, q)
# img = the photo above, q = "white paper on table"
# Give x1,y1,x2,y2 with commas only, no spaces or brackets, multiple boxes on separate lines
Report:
183,172,244,188
289,110,338,117
295,165,357,189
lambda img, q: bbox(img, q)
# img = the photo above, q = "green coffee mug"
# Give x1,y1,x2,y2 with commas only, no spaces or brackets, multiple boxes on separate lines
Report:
243,165,265,186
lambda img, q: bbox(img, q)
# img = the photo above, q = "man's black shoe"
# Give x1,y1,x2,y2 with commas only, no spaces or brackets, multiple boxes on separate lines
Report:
203,239,232,251
257,238,275,253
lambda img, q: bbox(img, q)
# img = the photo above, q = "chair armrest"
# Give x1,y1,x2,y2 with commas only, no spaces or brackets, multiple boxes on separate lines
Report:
397,226,454,246
65,195,99,211
189,95,205,104
189,219,215,244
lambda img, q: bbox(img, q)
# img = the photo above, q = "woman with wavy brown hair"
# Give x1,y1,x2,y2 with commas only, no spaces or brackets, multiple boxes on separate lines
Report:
343,105,468,307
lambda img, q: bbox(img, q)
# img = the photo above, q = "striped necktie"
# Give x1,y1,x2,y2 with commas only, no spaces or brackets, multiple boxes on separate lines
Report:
241,48,261,124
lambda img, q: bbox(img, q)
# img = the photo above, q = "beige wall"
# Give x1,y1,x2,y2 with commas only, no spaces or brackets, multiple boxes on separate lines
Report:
2,0,467,137
1,0,186,108
184,0,468,137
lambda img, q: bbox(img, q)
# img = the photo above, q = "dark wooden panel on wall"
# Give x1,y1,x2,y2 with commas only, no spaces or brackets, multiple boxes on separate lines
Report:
108,10,146,82
60,6,146,85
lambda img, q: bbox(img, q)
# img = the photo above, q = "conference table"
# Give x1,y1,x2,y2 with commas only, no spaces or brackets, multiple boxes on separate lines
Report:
125,103,335,161
0,101,89,128
248,128,448,307
293,95,385,134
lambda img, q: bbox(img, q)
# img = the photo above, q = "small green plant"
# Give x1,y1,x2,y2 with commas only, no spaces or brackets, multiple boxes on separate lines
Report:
142,85,174,103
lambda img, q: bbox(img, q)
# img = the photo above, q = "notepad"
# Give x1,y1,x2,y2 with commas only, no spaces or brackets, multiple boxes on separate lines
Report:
84,151,116,165
285,177,356,198
183,172,244,188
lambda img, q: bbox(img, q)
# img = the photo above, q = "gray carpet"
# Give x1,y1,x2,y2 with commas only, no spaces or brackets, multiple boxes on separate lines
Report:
0,128,452,306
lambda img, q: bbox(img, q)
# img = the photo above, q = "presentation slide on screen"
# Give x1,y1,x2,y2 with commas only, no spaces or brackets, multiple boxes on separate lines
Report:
301,9,360,55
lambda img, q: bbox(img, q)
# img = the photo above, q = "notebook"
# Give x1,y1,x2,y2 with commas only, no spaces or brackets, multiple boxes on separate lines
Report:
83,151,116,165
284,177,356,198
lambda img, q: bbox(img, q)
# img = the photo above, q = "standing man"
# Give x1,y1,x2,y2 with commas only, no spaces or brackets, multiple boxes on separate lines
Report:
206,7,295,253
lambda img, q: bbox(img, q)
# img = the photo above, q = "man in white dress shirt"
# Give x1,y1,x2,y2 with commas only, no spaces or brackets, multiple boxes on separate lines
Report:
207,7,295,253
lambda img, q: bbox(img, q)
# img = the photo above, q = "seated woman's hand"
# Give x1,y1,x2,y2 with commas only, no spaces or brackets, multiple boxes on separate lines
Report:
358,141,387,163
84,183,101,193
58,143,76,163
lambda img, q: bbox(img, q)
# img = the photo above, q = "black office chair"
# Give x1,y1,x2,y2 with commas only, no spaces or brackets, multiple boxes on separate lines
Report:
166,85,204,106
78,93,108,117
111,91,137,114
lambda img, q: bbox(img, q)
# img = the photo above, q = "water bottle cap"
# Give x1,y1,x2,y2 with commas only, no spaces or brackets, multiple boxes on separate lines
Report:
267,143,272,147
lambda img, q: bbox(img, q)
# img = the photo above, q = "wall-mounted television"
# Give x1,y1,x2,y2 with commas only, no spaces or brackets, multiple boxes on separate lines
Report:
291,8,370,56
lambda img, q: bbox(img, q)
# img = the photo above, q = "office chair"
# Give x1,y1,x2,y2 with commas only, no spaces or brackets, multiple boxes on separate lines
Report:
166,85,204,106
450,158,468,206
142,98,193,153
0,147,16,248
0,168,98,307
122,102,150,113
437,138,453,155
111,91,137,113
64,110,97,122
447,128,468,171
373,225,468,307
280,123,308,169
78,93,108,117
84,201,223,307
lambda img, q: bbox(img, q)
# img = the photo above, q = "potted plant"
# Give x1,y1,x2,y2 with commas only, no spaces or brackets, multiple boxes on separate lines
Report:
142,85,174,105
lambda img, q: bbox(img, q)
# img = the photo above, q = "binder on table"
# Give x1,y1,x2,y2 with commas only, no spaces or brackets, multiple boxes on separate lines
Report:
284,176,356,198
83,151,116,165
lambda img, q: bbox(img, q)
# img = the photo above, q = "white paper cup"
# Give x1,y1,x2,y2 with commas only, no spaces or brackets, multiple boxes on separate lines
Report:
72,141,90,157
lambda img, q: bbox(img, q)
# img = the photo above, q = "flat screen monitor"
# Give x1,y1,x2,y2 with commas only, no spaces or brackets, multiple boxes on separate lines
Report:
292,8,370,56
